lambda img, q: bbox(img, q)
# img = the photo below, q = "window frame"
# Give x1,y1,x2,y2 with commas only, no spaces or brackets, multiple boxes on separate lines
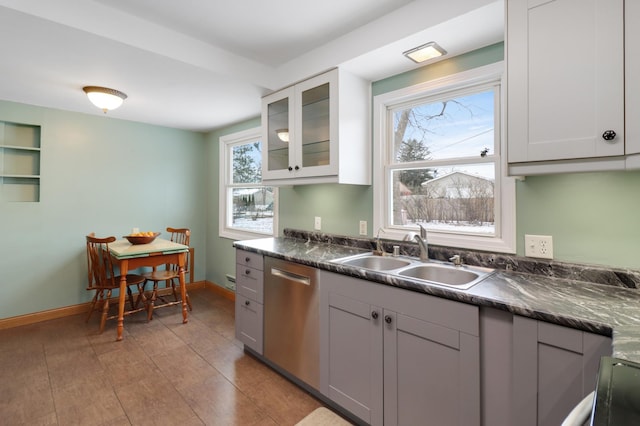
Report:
373,62,516,253
218,127,278,240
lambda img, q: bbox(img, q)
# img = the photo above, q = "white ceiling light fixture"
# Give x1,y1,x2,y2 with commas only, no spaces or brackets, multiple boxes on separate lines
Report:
83,86,127,113
276,128,289,142
403,42,447,64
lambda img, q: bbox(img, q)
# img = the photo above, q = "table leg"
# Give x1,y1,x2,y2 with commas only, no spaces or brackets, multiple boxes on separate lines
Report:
117,260,129,341
179,252,188,324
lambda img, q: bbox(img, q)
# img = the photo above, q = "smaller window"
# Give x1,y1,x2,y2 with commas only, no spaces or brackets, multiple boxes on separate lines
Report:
219,128,278,240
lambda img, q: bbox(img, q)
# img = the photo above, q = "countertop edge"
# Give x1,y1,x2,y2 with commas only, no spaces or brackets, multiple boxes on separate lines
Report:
234,238,640,362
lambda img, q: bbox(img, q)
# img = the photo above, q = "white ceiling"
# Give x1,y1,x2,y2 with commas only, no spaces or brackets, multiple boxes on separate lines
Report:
0,0,503,132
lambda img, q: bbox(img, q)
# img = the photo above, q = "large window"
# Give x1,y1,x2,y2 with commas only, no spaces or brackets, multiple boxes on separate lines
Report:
373,62,515,253
219,127,277,240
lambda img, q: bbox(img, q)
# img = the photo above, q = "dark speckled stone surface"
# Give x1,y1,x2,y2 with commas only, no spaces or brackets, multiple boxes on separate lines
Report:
283,229,640,288
234,229,640,363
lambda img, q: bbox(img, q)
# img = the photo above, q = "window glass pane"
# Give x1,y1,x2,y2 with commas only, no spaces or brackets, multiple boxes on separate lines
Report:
301,82,330,167
231,187,275,234
267,98,289,171
393,90,495,162
391,163,495,235
232,141,262,184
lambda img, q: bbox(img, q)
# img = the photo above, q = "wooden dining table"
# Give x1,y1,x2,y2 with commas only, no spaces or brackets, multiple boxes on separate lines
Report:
109,238,190,341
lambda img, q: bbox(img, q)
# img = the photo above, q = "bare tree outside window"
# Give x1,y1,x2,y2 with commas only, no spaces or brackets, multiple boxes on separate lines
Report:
390,90,496,235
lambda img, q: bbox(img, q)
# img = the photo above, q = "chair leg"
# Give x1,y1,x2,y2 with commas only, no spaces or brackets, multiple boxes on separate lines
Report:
147,281,158,321
99,290,111,333
134,282,148,310
170,279,178,302
86,291,100,322
126,285,137,311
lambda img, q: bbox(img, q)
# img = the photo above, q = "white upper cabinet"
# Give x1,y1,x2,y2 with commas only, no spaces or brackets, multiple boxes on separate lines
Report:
625,1,640,163
261,68,370,185
507,0,626,174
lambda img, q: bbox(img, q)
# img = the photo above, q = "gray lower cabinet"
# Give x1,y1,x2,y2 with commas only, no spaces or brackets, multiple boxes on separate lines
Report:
320,270,480,426
324,290,383,424
512,316,611,426
235,249,264,354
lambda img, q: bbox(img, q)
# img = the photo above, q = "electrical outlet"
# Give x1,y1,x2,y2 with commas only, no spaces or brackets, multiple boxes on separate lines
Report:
525,234,554,259
314,216,322,230
359,220,367,235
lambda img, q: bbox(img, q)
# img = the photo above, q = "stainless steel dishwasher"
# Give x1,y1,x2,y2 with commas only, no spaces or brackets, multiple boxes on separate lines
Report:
264,257,319,390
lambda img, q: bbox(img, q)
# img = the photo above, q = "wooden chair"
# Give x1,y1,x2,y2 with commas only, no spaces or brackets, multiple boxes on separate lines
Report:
85,234,147,333
143,227,192,320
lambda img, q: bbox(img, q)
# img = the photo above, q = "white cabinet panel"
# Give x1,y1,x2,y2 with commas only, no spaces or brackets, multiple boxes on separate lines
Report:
626,0,640,159
261,68,370,185
507,0,625,170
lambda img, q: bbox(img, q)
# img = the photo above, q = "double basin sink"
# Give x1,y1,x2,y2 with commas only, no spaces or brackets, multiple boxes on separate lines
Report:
331,252,494,290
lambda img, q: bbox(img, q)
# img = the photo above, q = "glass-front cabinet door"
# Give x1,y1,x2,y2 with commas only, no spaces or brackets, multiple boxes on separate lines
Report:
263,86,295,180
262,70,338,182
295,71,337,177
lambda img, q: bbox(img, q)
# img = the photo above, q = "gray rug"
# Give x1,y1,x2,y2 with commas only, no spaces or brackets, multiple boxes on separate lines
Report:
295,407,353,425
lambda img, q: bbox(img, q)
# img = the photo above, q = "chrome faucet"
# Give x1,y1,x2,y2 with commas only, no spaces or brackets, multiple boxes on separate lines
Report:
374,227,385,255
404,224,429,262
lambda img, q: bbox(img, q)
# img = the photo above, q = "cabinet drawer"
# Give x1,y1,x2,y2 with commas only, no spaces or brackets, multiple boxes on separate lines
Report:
235,294,263,354
236,264,264,303
237,249,264,270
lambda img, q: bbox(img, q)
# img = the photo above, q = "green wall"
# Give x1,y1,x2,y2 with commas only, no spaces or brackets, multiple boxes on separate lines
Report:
516,172,640,268
208,41,640,276
372,43,505,96
0,101,207,319
4,40,639,320
279,184,373,236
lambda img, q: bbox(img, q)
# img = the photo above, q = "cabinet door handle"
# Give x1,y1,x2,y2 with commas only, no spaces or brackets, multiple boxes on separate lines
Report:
294,165,300,170
288,166,293,171
245,269,250,275
371,311,379,319
245,300,250,306
245,257,250,263
602,130,617,141
384,315,392,324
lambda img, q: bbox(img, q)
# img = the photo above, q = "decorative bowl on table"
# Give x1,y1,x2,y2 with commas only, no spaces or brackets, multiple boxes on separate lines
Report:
124,232,160,245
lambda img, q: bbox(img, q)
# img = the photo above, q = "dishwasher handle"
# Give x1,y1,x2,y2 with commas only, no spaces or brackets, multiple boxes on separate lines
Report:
270,267,311,286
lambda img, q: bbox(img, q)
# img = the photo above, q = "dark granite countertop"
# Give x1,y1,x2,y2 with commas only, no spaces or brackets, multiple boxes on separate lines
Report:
233,231,640,362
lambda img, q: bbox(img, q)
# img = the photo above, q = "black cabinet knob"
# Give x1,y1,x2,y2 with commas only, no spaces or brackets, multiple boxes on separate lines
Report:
245,300,250,306
384,315,392,324
371,311,379,319
245,257,250,262
245,269,250,275
602,130,617,141
288,166,293,171
294,165,300,170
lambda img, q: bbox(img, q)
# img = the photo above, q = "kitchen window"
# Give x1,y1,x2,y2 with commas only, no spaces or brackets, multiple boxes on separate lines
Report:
373,62,515,253
219,127,278,240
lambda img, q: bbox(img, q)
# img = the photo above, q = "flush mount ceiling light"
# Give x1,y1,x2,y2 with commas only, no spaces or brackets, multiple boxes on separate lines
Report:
276,128,289,142
82,86,127,113
403,42,447,64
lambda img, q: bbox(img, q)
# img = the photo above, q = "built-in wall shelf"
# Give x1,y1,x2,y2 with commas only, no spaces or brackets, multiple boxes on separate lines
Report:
0,121,41,202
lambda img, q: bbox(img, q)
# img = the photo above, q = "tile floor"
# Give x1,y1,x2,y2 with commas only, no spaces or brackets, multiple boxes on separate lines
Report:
0,288,325,425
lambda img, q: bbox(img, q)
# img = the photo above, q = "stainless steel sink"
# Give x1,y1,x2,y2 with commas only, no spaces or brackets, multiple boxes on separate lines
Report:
337,255,411,271
332,252,494,290
397,264,491,289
